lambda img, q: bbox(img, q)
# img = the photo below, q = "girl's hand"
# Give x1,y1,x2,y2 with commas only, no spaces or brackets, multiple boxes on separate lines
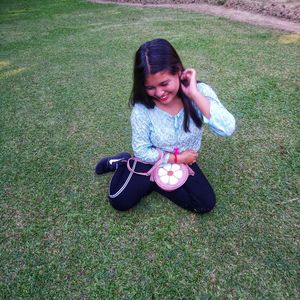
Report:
180,68,211,119
180,68,199,99
178,150,198,165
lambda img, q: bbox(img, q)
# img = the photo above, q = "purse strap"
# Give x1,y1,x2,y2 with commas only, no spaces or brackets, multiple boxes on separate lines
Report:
127,150,165,178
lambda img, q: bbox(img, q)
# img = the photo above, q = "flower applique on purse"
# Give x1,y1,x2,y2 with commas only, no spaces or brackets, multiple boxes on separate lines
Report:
127,150,195,191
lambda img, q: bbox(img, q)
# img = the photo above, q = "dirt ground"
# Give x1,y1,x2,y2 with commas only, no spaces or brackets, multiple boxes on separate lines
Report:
225,0,300,21
91,0,300,33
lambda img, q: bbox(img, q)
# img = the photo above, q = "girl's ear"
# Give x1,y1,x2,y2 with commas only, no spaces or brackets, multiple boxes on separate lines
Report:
178,69,185,78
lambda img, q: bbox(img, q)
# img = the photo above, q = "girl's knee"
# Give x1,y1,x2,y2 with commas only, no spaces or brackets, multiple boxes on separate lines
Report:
108,196,137,212
193,192,216,214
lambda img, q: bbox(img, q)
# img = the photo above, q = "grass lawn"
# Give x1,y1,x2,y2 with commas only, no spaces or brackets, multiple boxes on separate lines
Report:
0,0,299,298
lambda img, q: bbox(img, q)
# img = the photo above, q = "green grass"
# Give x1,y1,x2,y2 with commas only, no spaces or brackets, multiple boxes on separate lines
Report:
1,0,299,298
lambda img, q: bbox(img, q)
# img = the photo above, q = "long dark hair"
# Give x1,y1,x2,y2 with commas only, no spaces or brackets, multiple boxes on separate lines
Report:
129,38,202,132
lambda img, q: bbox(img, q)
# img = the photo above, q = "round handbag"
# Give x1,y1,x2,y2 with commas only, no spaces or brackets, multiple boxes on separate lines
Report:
151,162,194,191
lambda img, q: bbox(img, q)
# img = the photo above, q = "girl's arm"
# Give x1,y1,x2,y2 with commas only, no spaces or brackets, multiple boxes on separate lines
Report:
131,105,160,163
180,68,211,119
181,69,235,137
167,150,198,165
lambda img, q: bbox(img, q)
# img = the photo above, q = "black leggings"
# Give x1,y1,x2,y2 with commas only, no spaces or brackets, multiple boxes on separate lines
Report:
108,160,216,213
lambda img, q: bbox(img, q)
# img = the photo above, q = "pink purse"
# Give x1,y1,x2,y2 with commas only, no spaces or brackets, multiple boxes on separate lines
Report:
127,151,195,191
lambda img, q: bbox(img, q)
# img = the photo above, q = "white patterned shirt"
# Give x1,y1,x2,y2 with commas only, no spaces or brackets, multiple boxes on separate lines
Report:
131,82,235,163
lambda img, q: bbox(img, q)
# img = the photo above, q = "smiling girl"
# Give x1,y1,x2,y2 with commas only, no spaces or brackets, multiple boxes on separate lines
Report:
95,38,235,213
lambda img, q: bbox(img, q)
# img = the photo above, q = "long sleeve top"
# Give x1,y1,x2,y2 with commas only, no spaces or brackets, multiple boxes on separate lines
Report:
131,82,235,163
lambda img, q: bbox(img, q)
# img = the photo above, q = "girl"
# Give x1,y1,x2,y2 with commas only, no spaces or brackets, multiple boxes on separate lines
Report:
95,38,235,213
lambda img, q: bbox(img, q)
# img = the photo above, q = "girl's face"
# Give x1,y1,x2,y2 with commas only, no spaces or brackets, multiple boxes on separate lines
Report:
144,70,180,106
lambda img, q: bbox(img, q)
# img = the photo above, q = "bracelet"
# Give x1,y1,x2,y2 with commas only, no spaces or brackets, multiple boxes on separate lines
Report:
174,147,179,163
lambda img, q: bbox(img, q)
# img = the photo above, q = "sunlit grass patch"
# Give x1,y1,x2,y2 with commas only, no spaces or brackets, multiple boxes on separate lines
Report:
0,67,27,79
278,33,300,44
0,60,10,68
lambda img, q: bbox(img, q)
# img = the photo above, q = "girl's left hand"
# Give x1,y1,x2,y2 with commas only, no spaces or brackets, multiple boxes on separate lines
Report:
180,68,199,99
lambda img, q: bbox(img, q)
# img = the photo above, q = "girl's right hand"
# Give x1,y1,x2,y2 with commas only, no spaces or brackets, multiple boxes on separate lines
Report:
180,68,198,100
178,150,198,165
